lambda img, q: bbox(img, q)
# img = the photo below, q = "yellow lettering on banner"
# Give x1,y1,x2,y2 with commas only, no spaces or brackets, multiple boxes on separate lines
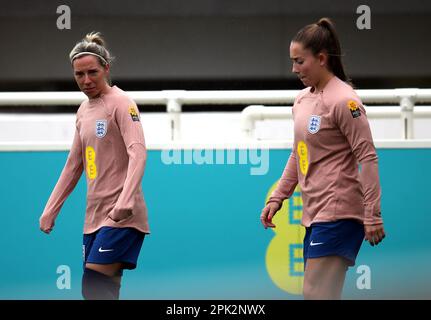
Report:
297,141,308,175
85,146,97,180
265,182,305,295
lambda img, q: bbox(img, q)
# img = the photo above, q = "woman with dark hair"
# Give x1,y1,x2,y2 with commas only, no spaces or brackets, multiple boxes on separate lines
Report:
260,18,385,299
39,32,150,300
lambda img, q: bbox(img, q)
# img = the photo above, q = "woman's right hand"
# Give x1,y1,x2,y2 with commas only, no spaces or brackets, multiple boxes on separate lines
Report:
39,215,54,234
364,223,386,246
260,202,281,229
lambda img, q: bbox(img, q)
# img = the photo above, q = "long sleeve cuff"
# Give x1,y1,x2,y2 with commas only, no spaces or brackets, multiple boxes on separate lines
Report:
364,207,383,225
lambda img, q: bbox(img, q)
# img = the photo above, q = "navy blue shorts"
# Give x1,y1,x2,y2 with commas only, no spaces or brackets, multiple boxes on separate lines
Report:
303,219,365,267
83,226,145,273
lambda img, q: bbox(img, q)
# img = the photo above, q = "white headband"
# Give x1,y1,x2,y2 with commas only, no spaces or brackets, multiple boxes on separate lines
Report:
71,52,108,65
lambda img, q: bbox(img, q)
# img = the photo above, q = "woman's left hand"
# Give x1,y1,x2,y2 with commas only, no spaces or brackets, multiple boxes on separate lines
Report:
364,223,386,246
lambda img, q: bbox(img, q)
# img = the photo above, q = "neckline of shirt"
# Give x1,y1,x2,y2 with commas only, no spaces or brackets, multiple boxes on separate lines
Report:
308,75,338,97
88,85,118,104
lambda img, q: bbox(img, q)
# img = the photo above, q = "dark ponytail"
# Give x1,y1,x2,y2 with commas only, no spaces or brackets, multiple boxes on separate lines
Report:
292,17,352,86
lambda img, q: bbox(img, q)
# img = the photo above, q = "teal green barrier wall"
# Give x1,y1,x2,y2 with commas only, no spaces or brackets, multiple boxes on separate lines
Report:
0,148,430,299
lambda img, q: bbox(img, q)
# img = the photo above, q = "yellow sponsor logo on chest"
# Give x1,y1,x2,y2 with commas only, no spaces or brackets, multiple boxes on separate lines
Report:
85,146,97,180
297,141,309,175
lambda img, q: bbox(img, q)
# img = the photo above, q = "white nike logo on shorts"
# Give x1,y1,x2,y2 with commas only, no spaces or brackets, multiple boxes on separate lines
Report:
98,247,114,253
310,240,324,246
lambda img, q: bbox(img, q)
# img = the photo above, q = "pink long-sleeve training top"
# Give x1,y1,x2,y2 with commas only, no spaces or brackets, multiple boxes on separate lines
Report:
41,85,150,234
267,76,383,227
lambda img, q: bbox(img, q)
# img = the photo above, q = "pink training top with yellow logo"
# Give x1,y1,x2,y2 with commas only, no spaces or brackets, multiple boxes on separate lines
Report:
41,86,150,234
267,76,382,226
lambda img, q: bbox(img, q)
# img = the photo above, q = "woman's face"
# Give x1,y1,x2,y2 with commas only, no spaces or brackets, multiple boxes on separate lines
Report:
289,41,326,89
72,55,109,99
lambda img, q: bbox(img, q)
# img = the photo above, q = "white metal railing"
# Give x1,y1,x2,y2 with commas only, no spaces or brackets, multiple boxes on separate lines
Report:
241,105,431,139
1,88,431,140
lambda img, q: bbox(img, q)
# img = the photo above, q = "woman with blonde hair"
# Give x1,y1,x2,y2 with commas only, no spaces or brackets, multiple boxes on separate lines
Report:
39,32,150,300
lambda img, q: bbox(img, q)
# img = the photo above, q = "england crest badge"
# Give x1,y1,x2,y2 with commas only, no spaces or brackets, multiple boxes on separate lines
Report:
308,115,321,134
95,120,108,138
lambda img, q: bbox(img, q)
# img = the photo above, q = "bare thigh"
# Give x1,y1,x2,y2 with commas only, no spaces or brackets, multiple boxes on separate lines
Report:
303,256,349,300
85,262,124,284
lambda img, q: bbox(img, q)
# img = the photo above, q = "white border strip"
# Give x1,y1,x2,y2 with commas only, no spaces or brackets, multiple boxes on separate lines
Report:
1,140,431,151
